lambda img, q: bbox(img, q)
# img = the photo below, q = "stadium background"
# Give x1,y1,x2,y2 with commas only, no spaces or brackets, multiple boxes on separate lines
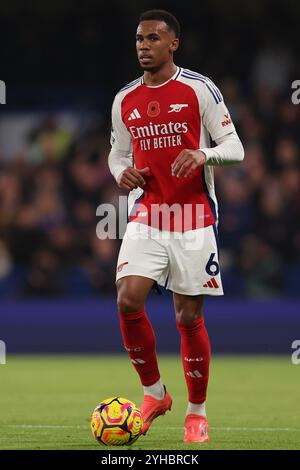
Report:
1,0,299,346
0,0,300,450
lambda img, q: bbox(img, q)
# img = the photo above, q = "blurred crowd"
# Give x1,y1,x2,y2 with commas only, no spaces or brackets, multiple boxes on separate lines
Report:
0,1,299,299
0,118,120,297
217,85,300,297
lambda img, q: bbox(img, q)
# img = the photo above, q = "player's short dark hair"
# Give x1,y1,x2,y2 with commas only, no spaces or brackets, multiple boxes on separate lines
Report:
139,9,180,38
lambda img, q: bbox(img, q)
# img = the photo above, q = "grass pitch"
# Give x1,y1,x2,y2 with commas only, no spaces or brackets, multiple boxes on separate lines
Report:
0,355,299,450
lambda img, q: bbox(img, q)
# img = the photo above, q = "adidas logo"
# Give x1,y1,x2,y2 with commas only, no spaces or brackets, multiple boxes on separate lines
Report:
128,108,141,120
186,370,203,378
203,278,219,288
131,358,146,365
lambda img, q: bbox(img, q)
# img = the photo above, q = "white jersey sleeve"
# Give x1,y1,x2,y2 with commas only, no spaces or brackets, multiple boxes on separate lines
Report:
200,79,235,141
108,93,133,182
201,130,244,165
197,78,244,165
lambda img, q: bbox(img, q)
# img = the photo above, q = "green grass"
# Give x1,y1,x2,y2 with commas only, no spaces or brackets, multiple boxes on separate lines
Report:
0,355,299,450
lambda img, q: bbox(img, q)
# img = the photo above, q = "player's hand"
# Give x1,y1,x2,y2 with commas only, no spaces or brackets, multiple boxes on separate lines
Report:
117,167,150,190
171,150,207,178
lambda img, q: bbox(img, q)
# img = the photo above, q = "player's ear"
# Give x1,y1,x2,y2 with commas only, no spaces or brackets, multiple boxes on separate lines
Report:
170,38,179,53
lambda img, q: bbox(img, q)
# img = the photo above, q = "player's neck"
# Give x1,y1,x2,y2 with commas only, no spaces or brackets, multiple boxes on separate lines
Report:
143,63,177,87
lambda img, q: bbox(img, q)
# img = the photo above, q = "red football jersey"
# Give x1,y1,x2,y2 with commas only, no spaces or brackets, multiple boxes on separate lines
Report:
110,67,236,231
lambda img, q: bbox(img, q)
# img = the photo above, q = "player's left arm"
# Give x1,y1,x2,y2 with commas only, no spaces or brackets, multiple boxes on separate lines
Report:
172,81,244,177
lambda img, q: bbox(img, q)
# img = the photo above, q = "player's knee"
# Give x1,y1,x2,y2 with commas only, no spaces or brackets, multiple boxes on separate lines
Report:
117,293,143,314
176,309,203,325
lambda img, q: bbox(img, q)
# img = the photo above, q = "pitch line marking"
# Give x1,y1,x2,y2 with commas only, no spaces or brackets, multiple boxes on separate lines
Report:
3,425,300,432
6,424,82,429
159,426,300,432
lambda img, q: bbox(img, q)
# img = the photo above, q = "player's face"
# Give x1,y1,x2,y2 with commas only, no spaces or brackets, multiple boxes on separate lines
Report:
136,20,179,71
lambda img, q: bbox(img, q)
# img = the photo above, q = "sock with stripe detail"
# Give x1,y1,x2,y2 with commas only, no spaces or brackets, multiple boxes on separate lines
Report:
118,308,161,386
176,317,211,404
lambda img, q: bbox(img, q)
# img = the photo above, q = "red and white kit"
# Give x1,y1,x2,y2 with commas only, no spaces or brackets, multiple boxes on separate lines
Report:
109,66,244,295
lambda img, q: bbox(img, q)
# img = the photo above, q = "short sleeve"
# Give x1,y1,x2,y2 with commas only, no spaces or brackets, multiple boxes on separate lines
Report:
201,79,235,142
110,93,132,153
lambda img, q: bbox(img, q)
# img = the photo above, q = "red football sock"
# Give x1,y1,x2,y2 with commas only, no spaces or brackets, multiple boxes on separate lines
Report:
118,308,160,386
176,317,211,404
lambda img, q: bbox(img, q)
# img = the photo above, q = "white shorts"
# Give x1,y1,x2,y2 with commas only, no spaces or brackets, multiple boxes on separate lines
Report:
116,222,224,296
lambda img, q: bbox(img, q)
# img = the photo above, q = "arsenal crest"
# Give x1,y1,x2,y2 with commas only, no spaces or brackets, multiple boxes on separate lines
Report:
147,101,160,117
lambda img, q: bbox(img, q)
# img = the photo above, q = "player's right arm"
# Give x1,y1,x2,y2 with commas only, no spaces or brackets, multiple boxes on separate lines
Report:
108,93,148,190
